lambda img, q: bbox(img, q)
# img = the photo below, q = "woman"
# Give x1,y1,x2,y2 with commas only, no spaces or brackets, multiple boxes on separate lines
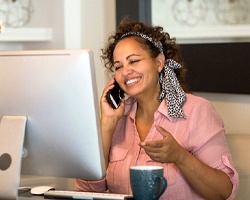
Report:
75,17,239,200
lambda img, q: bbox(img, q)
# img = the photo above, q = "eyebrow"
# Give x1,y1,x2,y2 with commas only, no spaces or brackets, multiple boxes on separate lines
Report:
113,54,141,65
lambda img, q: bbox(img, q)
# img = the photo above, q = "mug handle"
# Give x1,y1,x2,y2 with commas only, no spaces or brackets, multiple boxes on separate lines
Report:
155,176,167,199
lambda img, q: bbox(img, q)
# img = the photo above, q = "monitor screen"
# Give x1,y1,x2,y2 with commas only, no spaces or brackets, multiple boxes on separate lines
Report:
0,49,106,181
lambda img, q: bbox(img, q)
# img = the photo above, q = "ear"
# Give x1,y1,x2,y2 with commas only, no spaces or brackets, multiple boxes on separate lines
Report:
156,54,165,73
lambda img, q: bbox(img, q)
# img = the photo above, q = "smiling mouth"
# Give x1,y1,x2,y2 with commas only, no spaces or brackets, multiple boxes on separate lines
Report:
125,77,142,85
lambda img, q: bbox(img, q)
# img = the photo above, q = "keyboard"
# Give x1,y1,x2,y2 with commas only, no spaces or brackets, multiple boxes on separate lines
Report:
44,190,134,199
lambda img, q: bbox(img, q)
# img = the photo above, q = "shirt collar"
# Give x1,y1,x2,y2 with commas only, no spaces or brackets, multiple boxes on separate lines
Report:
124,97,137,120
157,99,173,122
125,97,174,122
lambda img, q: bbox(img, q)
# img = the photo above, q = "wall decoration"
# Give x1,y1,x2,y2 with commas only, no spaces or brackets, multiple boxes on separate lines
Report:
0,0,34,28
152,0,250,43
172,0,208,26
215,0,249,24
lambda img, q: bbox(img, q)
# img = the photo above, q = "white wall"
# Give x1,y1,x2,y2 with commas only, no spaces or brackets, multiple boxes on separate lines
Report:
80,0,115,100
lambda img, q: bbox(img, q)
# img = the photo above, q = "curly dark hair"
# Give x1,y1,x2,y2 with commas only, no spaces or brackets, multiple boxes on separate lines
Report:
101,17,189,92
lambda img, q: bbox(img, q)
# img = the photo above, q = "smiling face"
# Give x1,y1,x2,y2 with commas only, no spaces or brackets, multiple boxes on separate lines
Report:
113,37,165,101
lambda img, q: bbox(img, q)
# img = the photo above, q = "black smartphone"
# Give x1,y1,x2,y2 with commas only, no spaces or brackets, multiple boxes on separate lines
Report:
106,81,125,109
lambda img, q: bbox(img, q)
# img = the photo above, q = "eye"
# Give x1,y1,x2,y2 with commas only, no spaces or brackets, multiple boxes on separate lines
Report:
114,65,122,71
130,59,140,64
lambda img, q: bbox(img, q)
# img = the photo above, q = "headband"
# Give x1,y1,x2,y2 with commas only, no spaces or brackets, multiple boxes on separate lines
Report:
120,32,186,118
121,32,164,54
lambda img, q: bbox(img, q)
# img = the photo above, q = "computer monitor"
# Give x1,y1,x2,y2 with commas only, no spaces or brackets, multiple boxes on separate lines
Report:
0,49,106,198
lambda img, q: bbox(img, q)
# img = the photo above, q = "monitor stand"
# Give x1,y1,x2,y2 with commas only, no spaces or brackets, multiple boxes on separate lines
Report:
0,116,27,200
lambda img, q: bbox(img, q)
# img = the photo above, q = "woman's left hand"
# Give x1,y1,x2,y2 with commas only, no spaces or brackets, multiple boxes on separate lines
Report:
139,125,186,164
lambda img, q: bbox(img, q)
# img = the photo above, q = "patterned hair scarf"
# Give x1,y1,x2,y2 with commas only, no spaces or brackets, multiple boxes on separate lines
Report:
121,32,186,118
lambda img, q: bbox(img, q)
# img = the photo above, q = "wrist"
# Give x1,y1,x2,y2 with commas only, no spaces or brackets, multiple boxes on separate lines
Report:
175,147,190,166
101,116,118,134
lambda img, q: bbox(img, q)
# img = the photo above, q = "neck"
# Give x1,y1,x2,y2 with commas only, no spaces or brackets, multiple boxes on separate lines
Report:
135,81,161,120
136,98,160,121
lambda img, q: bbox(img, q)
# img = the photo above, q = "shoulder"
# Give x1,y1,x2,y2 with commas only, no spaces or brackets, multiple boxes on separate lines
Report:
185,93,210,104
183,93,224,125
184,93,213,111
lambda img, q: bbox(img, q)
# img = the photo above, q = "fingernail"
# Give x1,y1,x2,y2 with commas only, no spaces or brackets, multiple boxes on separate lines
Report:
140,142,146,146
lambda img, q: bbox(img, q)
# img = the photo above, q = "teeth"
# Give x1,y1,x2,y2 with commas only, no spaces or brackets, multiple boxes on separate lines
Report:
126,77,141,85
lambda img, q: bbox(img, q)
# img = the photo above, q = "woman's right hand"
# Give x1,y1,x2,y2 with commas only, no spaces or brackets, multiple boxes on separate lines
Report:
100,78,125,123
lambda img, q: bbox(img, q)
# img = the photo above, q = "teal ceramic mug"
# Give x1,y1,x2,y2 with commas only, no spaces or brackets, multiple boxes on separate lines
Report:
130,166,167,200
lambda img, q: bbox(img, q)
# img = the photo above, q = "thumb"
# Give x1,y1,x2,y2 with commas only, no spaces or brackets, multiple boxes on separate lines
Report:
156,125,169,138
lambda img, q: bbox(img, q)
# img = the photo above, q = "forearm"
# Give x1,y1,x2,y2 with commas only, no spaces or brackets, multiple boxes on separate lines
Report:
176,149,232,200
101,116,118,167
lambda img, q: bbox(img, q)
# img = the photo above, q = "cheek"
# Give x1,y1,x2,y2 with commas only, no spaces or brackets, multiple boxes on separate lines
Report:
114,72,122,84
145,64,159,78
146,68,160,84
114,72,119,79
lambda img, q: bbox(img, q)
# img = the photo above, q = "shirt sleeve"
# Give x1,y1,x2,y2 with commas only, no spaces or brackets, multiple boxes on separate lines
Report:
74,178,107,192
187,99,239,199
222,154,239,200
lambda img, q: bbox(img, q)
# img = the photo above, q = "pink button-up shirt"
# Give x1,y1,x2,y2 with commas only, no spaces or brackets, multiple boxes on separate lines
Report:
75,94,239,199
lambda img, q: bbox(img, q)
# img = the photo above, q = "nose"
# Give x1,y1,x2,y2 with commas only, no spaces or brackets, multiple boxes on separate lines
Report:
120,64,133,77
